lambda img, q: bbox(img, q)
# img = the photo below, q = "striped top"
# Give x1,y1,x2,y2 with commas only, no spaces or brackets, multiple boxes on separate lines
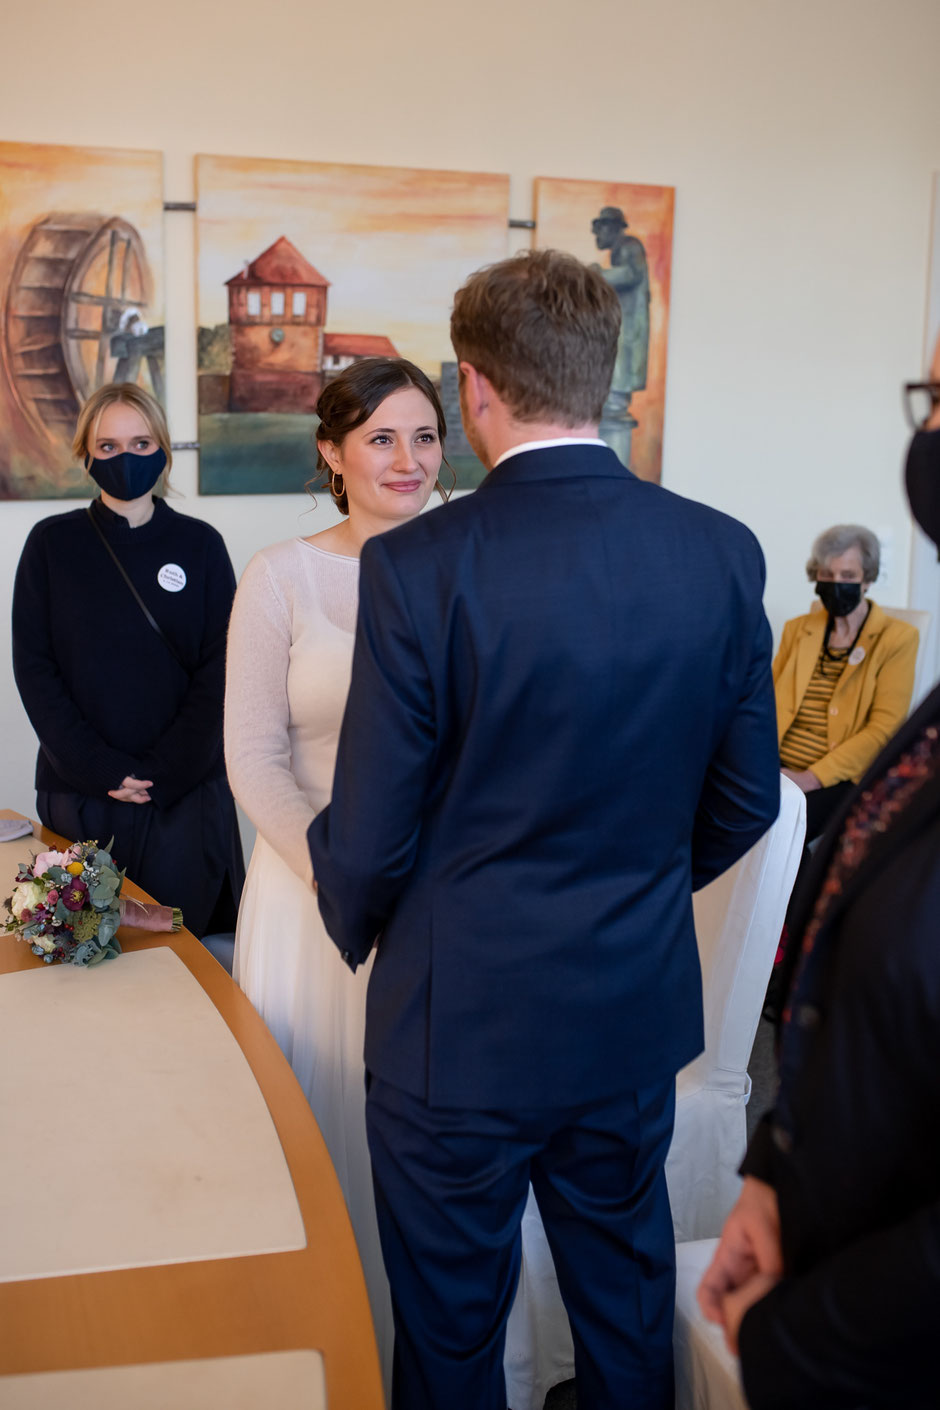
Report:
779,645,850,771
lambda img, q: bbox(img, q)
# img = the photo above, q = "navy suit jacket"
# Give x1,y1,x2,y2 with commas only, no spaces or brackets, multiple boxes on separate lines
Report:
308,444,780,1108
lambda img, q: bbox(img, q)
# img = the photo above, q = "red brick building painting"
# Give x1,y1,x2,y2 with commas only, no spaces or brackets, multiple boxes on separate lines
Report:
322,333,397,378
226,237,329,413
195,155,510,493
224,236,400,413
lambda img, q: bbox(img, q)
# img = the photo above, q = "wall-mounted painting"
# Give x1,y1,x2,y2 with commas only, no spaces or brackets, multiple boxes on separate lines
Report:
0,142,164,500
533,177,674,483
195,156,510,494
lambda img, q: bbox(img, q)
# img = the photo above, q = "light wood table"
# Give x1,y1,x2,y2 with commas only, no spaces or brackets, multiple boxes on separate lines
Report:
0,810,383,1409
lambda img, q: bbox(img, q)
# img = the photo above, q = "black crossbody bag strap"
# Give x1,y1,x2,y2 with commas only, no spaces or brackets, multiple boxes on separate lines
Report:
85,507,191,677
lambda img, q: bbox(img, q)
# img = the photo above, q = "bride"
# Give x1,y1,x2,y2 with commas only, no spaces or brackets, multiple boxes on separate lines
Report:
224,358,450,1398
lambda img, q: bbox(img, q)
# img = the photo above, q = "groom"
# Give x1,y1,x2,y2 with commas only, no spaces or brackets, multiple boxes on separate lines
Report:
309,249,780,1410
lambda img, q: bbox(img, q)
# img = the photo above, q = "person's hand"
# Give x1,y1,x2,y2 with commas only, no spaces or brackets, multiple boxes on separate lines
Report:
781,767,821,793
719,1269,781,1356
108,775,153,804
698,1177,783,1330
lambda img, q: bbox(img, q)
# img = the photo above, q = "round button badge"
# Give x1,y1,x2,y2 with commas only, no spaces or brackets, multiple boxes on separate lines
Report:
157,563,187,593
848,646,866,666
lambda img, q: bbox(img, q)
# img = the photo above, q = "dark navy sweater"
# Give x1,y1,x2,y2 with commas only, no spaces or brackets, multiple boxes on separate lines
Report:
12,496,236,810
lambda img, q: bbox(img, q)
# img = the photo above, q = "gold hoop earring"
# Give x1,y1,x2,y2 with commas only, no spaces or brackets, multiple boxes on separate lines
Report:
330,471,345,498
436,458,458,503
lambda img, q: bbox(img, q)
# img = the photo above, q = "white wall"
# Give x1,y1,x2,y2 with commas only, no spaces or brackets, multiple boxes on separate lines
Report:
3,0,940,818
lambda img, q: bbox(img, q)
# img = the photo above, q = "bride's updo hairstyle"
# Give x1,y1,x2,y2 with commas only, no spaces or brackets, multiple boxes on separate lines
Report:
313,357,452,513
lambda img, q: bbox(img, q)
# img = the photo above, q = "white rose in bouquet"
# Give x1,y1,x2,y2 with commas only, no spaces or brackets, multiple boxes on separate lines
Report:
10,880,47,920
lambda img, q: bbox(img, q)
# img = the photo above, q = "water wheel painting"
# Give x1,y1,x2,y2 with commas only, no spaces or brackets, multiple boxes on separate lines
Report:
2,212,160,439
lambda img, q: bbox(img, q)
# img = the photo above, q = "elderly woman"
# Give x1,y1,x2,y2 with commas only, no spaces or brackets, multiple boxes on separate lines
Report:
775,523,919,845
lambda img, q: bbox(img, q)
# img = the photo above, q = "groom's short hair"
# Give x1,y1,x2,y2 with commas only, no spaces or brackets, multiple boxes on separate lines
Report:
450,249,621,426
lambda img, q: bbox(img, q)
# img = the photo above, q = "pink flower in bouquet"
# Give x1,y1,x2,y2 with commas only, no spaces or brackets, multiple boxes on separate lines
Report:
46,889,59,905
61,878,88,911
32,847,79,877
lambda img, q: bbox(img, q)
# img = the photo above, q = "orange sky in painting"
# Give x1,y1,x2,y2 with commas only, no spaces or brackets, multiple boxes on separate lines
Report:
196,155,510,373
0,142,164,494
534,177,675,483
0,142,164,316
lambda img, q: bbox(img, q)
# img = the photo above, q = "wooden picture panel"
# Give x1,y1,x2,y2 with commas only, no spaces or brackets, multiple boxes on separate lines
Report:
195,156,510,494
534,177,675,483
0,143,164,500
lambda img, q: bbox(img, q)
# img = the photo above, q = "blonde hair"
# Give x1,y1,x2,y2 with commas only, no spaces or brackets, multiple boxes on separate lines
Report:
73,382,173,480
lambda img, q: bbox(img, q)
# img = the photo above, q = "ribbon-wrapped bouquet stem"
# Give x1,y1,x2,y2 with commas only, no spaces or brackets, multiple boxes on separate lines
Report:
3,839,182,966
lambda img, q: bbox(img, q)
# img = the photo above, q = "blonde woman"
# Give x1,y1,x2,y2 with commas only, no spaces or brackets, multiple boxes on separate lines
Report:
12,382,244,937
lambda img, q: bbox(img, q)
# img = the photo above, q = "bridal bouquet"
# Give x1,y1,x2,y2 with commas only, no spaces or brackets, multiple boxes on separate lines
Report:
3,839,182,967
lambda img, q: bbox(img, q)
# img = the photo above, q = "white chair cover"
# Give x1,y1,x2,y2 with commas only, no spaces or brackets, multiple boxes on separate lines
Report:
504,1188,573,1410
504,778,806,1410
673,1238,748,1410
667,774,805,1242
881,605,933,711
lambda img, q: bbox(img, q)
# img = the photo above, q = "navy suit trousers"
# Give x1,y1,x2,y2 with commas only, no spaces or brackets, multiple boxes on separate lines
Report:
366,1074,677,1410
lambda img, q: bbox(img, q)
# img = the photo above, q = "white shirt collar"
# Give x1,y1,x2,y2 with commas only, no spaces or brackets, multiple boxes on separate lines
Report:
492,437,608,470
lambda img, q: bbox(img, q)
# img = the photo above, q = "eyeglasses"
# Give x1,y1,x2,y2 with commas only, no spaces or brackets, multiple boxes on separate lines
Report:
903,381,940,430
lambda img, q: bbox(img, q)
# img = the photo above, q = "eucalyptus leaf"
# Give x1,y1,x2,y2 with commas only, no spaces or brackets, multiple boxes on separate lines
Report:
97,912,118,944
90,881,119,907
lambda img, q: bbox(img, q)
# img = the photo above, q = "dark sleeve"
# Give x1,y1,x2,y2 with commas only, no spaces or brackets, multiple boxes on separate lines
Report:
308,536,436,968
12,524,143,796
138,530,236,810
691,579,781,890
738,1200,940,1409
738,1112,777,1183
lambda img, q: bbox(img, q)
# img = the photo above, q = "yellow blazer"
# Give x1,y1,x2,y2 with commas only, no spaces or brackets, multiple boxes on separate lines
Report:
773,601,918,787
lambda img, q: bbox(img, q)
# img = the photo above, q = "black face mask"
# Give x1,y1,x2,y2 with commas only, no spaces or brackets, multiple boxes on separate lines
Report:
815,580,862,617
905,427,940,558
87,447,166,501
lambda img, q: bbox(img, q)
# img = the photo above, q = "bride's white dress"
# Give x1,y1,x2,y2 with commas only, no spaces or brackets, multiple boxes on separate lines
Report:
224,537,393,1393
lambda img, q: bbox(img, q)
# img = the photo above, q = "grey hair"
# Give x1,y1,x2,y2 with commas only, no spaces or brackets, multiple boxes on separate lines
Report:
806,524,880,583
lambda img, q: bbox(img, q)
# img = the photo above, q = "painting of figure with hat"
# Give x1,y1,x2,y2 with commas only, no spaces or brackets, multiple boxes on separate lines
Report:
591,204,650,464
534,178,674,480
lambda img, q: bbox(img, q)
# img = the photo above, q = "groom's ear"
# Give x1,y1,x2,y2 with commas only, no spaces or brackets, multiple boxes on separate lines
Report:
458,362,491,417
